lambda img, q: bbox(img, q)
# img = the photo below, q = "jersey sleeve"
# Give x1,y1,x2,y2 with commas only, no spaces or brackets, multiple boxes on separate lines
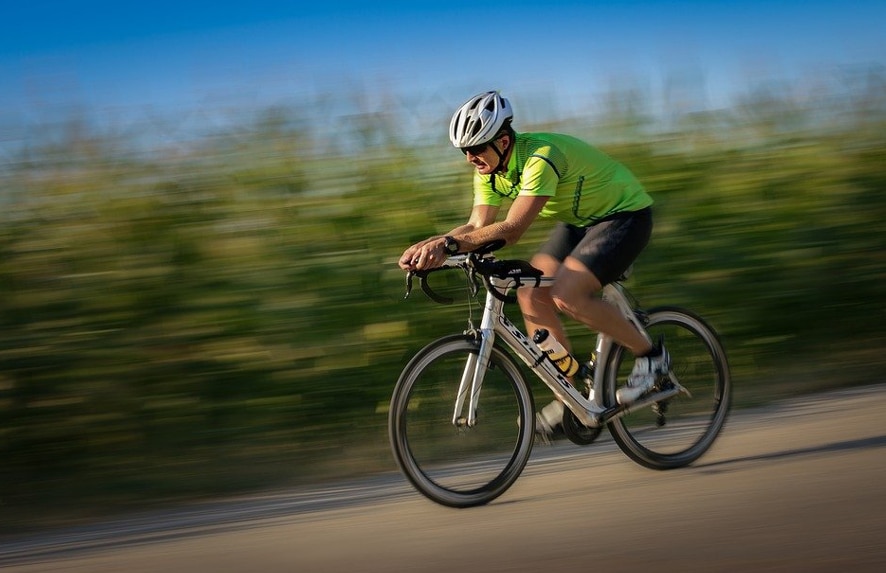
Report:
519,154,560,197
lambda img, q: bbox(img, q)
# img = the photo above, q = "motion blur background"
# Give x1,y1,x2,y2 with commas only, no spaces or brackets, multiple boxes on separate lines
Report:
1,0,884,530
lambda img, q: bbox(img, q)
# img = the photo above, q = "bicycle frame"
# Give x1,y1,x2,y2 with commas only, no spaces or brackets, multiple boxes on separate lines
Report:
453,275,673,429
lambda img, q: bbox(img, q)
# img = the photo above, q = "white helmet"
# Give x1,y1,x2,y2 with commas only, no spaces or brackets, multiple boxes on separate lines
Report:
449,91,514,148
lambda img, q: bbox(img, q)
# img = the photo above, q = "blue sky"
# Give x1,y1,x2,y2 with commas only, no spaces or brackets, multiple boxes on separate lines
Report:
1,1,884,136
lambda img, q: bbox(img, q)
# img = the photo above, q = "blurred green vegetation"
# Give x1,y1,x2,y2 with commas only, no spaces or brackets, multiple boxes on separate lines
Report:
1,89,884,531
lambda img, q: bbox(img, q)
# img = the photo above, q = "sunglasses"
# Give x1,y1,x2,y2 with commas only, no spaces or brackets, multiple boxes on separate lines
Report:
460,143,488,156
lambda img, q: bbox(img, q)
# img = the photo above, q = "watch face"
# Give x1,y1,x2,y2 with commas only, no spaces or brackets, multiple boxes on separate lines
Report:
445,237,458,254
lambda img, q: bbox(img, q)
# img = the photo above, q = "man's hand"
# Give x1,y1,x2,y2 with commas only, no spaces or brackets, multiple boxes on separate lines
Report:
399,237,447,271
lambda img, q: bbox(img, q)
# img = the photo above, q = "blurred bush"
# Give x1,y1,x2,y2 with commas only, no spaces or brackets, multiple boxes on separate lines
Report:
0,85,884,529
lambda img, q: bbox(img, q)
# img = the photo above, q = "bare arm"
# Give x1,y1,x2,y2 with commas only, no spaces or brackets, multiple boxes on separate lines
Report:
454,195,548,252
398,196,548,271
398,205,498,271
444,204,499,237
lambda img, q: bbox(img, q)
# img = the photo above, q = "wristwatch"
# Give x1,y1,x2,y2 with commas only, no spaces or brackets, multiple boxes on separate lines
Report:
443,236,460,255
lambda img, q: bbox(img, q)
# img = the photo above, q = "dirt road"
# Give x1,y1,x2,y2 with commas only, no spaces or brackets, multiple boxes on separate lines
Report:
3,384,885,572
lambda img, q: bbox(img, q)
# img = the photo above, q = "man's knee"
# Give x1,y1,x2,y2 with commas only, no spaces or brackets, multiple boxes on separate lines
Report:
550,265,601,316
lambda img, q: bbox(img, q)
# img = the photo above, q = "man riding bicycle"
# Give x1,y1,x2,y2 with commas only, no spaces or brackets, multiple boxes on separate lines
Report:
398,90,668,437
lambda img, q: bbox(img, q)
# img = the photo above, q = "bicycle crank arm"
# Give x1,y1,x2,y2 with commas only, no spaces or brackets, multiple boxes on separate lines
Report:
600,386,682,424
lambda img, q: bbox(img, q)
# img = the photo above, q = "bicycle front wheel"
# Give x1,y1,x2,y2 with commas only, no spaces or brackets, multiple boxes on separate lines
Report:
604,307,731,470
388,335,535,508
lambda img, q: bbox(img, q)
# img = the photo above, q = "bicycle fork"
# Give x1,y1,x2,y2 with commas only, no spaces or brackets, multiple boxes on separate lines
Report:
451,340,489,428
451,287,502,428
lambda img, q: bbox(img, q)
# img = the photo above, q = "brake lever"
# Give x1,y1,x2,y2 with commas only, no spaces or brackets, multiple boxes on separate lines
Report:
404,271,415,299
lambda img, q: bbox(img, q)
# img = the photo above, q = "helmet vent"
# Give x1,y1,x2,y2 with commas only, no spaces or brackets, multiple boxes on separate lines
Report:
448,91,514,148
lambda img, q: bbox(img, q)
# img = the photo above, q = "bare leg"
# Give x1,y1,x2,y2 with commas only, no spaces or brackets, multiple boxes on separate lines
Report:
521,253,652,433
517,254,573,352
551,257,653,356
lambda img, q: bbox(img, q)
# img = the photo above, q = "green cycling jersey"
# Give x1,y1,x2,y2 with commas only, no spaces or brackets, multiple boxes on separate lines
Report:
473,132,653,226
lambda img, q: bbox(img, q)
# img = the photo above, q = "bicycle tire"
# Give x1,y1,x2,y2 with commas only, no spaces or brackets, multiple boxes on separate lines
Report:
603,306,731,469
388,335,535,507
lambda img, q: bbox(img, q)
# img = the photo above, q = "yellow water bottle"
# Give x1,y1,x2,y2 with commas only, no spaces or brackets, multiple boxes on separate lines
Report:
533,328,579,377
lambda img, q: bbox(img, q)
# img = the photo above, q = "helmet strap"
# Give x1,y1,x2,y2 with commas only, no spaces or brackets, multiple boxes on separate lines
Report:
489,135,510,174
486,137,511,190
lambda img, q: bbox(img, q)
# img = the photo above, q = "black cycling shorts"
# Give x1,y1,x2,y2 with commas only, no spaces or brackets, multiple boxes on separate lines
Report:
538,207,653,286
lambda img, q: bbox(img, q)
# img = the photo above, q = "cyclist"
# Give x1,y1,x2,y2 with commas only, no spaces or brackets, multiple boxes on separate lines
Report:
398,90,669,437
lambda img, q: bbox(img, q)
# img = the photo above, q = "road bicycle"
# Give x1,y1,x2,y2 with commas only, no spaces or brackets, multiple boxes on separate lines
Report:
388,241,731,508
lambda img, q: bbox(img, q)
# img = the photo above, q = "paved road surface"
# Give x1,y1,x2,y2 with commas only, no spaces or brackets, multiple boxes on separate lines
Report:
2,384,885,572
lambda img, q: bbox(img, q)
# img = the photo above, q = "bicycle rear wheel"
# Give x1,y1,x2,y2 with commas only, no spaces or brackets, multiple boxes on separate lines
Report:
388,335,535,508
604,307,731,469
